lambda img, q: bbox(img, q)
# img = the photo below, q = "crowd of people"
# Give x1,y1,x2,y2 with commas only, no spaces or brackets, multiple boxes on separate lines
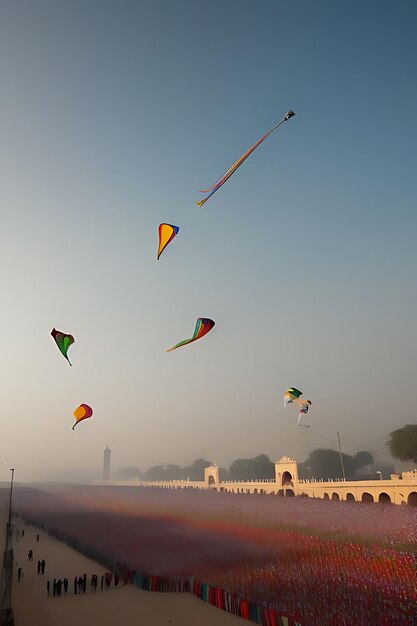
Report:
47,571,120,596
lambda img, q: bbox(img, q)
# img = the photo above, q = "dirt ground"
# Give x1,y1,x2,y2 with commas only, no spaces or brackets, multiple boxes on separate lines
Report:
11,519,247,626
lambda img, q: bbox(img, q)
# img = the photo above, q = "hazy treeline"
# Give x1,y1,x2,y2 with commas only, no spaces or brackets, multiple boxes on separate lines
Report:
115,449,396,482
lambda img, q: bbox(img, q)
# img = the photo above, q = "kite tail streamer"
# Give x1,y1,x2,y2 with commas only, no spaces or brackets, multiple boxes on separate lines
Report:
196,110,295,207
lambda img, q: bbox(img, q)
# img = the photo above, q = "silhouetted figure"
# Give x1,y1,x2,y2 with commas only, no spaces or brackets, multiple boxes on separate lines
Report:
114,573,119,587
63,578,68,594
37,560,41,575
22,529,24,537
101,574,104,590
83,573,87,593
47,580,50,596
28,550,33,561
41,560,46,575
36,534,40,543
53,579,57,596
18,568,23,582
91,574,98,592
78,576,83,593
74,576,77,595
57,579,62,596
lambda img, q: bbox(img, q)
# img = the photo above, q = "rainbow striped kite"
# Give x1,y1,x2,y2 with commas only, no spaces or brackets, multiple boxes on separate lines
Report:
167,318,215,352
196,110,295,207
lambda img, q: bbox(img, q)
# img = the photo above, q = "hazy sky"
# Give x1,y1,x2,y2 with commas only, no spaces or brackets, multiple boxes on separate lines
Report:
1,0,416,481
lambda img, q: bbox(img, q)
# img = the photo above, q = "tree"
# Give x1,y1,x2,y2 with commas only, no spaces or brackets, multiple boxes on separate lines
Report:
387,425,417,464
354,451,374,471
114,466,141,480
308,449,356,480
180,458,213,481
144,464,167,481
163,464,182,479
229,454,274,480
219,467,230,480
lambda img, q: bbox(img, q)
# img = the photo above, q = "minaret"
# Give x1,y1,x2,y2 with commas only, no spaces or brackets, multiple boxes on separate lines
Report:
103,445,111,481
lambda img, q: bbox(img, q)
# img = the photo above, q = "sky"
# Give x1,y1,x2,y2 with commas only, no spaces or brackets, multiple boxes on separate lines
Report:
1,0,416,481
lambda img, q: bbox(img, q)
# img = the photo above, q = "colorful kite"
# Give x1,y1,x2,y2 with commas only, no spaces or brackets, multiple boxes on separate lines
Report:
167,318,215,352
51,328,75,366
73,404,93,430
196,110,295,207
284,388,312,427
157,223,180,260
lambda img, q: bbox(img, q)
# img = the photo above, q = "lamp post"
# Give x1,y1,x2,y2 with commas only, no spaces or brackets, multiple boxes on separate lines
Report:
7,470,14,534
337,433,346,481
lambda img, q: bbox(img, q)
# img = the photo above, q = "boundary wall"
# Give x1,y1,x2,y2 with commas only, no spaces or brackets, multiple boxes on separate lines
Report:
97,457,417,506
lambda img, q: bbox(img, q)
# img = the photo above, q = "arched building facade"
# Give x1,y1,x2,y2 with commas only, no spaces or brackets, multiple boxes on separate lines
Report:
99,459,417,506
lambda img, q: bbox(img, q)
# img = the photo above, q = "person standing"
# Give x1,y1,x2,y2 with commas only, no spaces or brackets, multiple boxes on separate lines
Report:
17,568,23,582
37,560,41,575
36,534,40,543
41,559,46,575
63,578,68,594
46,580,50,596
28,550,33,561
73,576,77,595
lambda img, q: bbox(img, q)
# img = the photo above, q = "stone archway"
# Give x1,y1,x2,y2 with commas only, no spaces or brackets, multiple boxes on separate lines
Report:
277,489,284,497
408,492,417,507
361,492,374,503
331,492,340,501
323,493,330,500
346,493,355,501
378,492,391,504
282,471,293,486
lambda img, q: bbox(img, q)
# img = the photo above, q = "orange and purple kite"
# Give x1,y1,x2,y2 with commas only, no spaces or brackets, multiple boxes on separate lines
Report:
157,223,179,260
167,318,215,352
51,328,75,366
73,404,93,430
196,110,295,207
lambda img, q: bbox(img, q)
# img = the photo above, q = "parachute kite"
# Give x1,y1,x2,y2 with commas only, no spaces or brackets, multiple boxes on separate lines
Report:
284,388,312,427
73,404,93,430
157,223,179,260
51,328,74,366
167,318,215,352
196,110,295,207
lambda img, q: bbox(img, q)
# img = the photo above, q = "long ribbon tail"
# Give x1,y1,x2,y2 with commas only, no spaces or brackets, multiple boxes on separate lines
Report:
196,112,293,206
72,423,77,430
297,413,302,428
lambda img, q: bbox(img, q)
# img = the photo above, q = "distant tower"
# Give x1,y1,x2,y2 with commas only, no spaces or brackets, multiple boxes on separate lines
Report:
103,445,111,481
